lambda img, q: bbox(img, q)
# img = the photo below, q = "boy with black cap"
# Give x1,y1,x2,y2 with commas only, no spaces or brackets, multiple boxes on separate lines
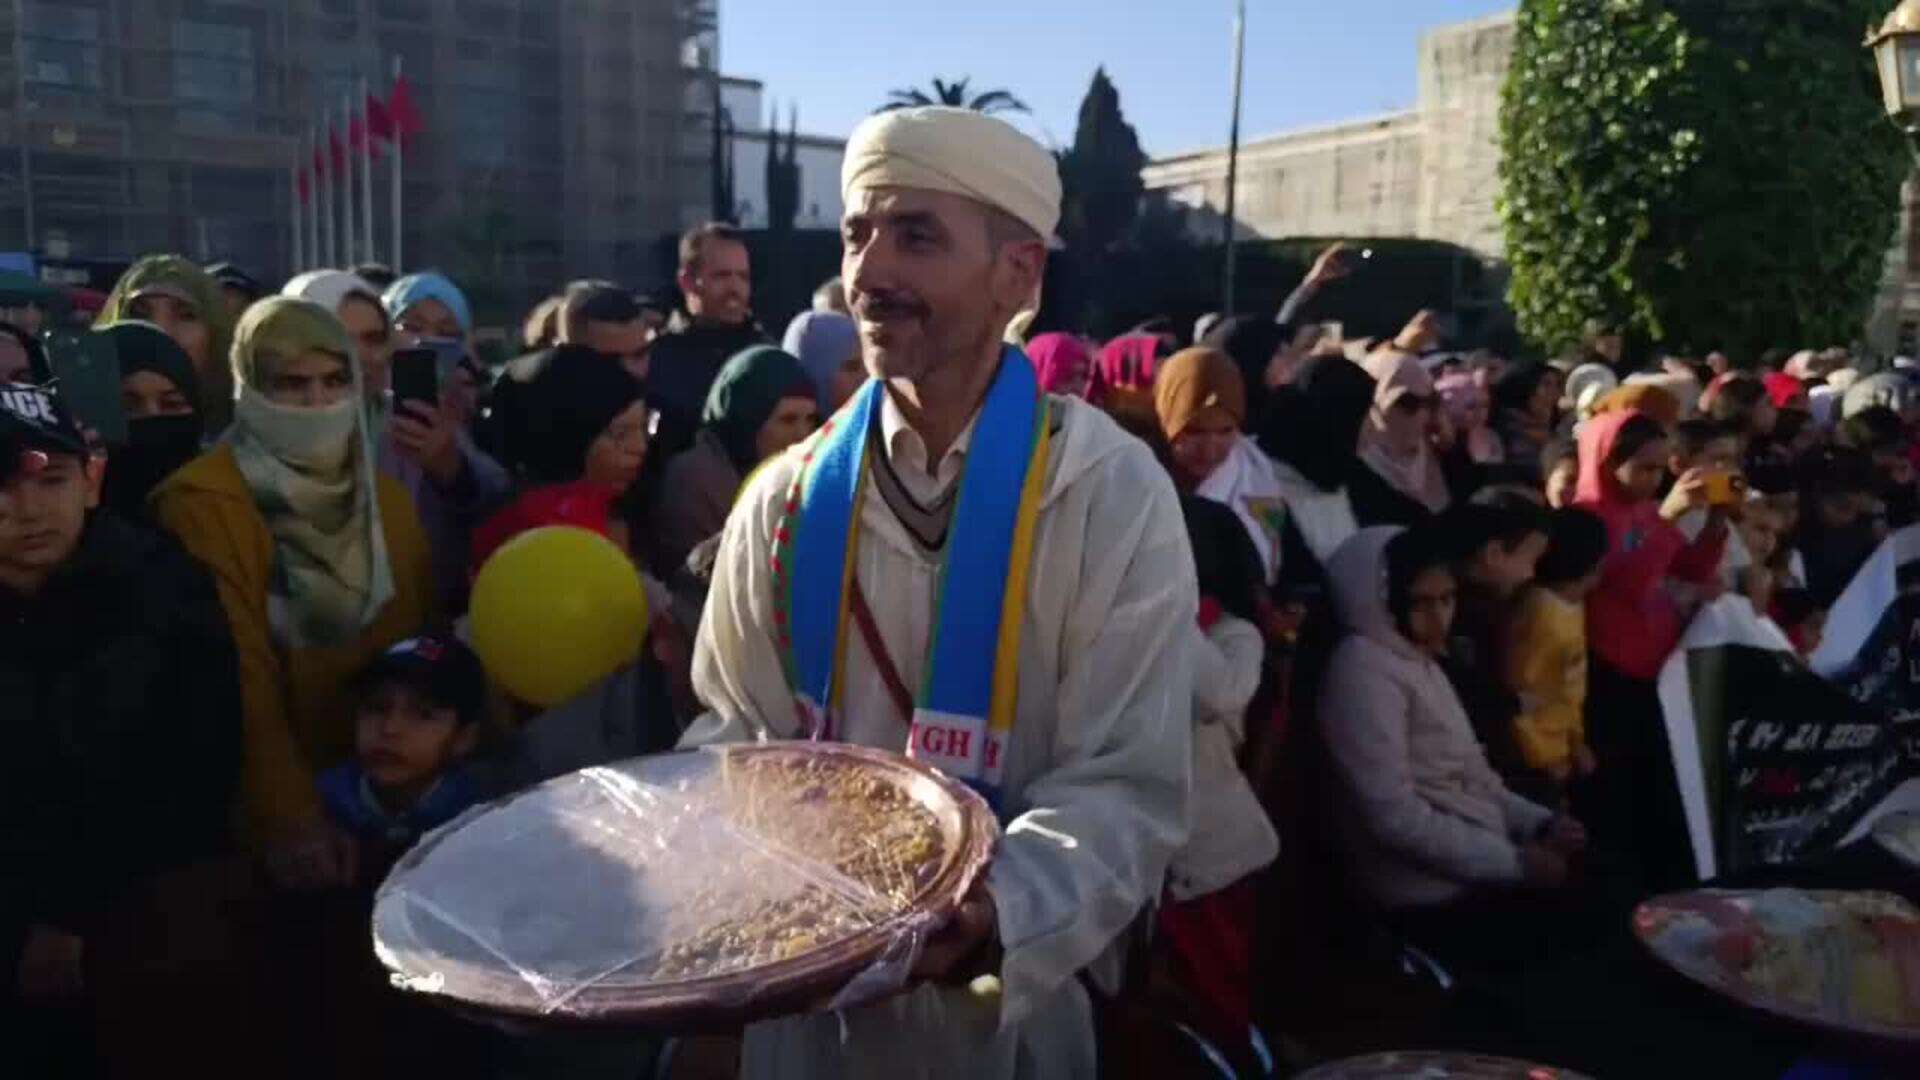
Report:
0,381,241,1067
319,634,485,870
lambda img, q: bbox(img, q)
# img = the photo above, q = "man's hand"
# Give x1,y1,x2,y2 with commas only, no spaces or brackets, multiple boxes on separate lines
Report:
17,924,84,1005
390,400,463,488
1303,242,1359,290
1519,842,1569,889
262,819,358,891
911,883,999,986
1394,309,1442,353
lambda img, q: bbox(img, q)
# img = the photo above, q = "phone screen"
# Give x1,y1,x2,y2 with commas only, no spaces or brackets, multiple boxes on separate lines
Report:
389,346,439,411
44,329,126,443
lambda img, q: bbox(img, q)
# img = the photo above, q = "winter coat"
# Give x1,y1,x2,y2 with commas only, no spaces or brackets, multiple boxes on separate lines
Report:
152,444,436,842
0,512,241,994
1318,527,1553,910
1168,613,1281,901
1573,411,1725,680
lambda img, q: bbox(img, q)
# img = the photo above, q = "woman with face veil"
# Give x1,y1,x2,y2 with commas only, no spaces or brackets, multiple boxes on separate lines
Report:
153,297,435,891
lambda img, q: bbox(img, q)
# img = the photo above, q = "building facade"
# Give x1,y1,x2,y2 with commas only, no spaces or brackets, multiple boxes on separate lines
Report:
1141,13,1512,254
0,0,714,314
695,74,845,232
1146,10,1920,352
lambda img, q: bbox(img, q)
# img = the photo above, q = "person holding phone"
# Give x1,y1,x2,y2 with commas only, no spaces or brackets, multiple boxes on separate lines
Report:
151,297,435,895
287,270,508,615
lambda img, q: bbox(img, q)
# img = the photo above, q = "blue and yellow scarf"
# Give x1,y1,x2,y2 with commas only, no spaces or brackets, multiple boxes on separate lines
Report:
771,347,1052,810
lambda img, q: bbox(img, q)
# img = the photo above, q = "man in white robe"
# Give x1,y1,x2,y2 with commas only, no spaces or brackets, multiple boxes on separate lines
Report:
683,106,1195,1078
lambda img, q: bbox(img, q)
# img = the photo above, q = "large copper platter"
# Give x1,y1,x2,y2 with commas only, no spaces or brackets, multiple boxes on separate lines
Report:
1634,888,1920,1044
372,742,998,1029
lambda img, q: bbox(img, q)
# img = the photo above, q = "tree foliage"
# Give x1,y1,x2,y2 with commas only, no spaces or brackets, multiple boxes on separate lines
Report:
1500,0,1907,356
879,77,1029,115
1059,67,1147,256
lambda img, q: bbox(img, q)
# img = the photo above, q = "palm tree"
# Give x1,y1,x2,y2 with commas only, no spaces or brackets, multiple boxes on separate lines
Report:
878,77,1029,116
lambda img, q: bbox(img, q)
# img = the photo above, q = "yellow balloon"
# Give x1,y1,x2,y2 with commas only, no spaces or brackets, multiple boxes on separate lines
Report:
469,526,649,707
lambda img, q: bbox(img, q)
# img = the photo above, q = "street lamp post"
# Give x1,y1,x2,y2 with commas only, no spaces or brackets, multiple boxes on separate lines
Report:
1869,0,1920,154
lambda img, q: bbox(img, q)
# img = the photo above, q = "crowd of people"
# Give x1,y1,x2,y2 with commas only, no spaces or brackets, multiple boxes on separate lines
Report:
4,103,1914,1078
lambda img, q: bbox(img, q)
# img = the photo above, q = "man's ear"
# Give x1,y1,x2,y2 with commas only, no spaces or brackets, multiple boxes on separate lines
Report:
676,267,698,298
452,723,481,758
992,238,1046,315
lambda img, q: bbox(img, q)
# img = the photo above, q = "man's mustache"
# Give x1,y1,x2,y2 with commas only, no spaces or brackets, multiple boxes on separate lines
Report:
855,292,929,322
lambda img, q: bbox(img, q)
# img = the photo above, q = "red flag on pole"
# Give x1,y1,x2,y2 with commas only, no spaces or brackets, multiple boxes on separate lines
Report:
329,124,347,174
297,163,311,203
387,74,424,144
348,109,367,155
366,92,394,149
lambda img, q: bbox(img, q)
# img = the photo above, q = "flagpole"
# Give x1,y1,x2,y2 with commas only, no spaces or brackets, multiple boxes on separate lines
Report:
319,108,334,268
290,151,303,274
391,56,404,273
340,94,355,266
359,76,375,265
1222,0,1246,318
301,125,312,269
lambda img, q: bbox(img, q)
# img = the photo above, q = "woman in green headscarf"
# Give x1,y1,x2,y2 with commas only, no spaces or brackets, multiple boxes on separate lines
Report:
648,345,818,573
97,255,238,431
152,297,435,889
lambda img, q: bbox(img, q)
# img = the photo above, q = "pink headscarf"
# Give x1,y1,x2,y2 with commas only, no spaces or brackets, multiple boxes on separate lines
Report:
1357,349,1452,513
1026,333,1094,397
1093,334,1163,398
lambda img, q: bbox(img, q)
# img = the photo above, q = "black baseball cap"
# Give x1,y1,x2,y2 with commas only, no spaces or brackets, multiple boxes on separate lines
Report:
357,635,487,726
0,381,89,482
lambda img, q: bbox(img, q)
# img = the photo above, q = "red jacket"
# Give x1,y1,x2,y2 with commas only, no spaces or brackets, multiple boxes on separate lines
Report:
1573,411,1726,680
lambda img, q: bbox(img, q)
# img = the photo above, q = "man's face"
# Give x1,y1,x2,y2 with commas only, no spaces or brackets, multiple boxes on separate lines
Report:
0,336,30,383
0,451,92,588
680,239,752,325
582,318,655,383
842,186,1039,383
339,296,394,396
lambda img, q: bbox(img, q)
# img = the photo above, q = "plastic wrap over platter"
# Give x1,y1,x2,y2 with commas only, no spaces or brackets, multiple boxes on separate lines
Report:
372,742,998,1029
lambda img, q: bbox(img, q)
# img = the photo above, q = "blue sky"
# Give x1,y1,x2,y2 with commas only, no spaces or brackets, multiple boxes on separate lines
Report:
720,0,1516,158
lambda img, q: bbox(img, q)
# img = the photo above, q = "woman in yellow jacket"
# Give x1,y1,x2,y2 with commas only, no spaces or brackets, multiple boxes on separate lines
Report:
154,296,434,888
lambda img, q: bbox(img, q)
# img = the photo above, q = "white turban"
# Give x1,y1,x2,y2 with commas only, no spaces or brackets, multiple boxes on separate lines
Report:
841,106,1061,242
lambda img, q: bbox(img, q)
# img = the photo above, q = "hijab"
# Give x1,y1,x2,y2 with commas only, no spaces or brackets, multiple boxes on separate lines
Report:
283,269,384,317
382,271,473,336
97,254,235,432
1182,494,1264,624
1590,382,1681,429
100,321,205,520
1258,354,1376,493
1025,332,1094,397
702,345,816,473
1357,349,1451,514
227,297,391,648
1202,315,1288,421
780,310,858,408
1093,334,1163,398
1152,347,1246,444
500,345,646,485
